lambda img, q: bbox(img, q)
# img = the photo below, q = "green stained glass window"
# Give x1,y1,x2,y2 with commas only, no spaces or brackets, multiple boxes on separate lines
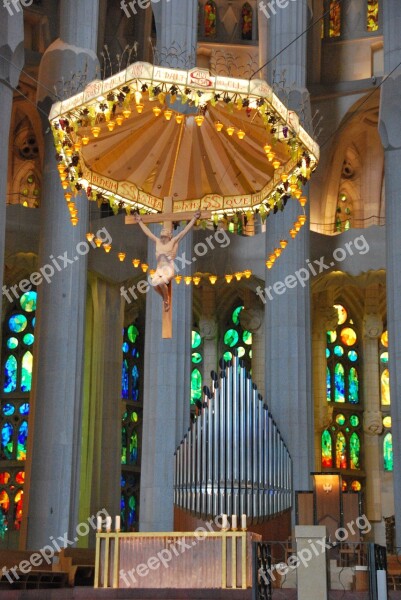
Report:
350,432,360,469
130,431,138,463
192,331,202,349
237,346,246,358
326,367,331,402
348,350,358,362
1,423,13,459
223,351,233,362
334,345,344,357
350,415,359,427
322,430,333,467
241,2,253,40
21,351,33,393
122,359,129,399
127,324,139,344
327,331,337,343
384,433,393,471
232,306,243,325
23,334,34,346
8,315,27,333
121,426,127,465
19,403,29,415
334,363,345,402
336,432,347,468
243,331,252,345
131,365,139,401
380,352,388,364
335,413,345,426
192,352,202,364
17,421,28,461
131,412,138,423
191,368,202,404
4,356,17,393
204,0,217,37
7,338,18,350
224,329,239,347
348,367,359,404
20,291,37,313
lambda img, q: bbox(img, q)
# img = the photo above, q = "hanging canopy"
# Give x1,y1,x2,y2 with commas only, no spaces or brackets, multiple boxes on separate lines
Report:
49,62,319,218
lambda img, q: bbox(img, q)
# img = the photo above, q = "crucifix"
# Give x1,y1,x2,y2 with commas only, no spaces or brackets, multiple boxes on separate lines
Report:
126,197,211,338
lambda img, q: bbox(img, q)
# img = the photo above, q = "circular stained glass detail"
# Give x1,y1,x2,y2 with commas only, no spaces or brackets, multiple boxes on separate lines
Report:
334,345,344,357
32,317,36,327
223,351,233,362
232,306,244,325
380,352,388,364
192,352,202,364
7,338,18,350
2,404,14,416
19,403,30,415
383,416,392,428
350,415,359,427
122,411,128,421
224,329,239,347
20,291,37,312
336,414,346,426
128,496,136,509
345,427,350,432
351,481,362,492
334,304,347,325
23,334,34,346
342,481,348,491
192,331,201,349
127,324,139,343
340,327,357,346
327,331,337,344
381,330,388,348
243,331,252,345
348,350,358,362
326,349,330,358
9,314,27,333
122,342,129,353
237,346,246,358
131,412,138,423
16,472,25,484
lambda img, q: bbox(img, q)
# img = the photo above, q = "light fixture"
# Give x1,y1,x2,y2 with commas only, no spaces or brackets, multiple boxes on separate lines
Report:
267,151,275,161
73,140,82,151
149,269,156,276
94,238,103,248
280,239,288,249
269,254,276,263
57,164,65,173
118,252,126,262
215,121,224,132
71,216,79,226
237,130,245,140
184,276,192,285
116,115,124,126
122,108,131,119
226,126,235,136
272,159,281,169
164,109,173,121
299,196,307,207
280,173,288,183
65,192,72,202
86,232,95,242
290,183,298,195
68,202,76,212
195,115,205,127
103,244,112,253
225,274,233,283
193,275,201,285
61,181,69,190
135,103,144,114
209,274,217,285
294,222,301,232
290,229,297,239
174,275,182,284
91,125,101,138
299,215,307,225
153,106,162,117
65,146,73,157
175,114,184,125
294,188,302,199
243,269,252,278
132,258,140,268
107,121,116,131
81,135,90,145
59,171,67,181
141,263,149,272
264,144,271,154
266,260,273,269
69,209,78,218
234,272,242,281
274,248,281,258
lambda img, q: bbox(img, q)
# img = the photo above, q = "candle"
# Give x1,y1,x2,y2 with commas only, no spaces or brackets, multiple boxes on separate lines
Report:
222,514,228,530
232,515,237,530
106,516,112,532
115,516,121,532
241,514,247,530
96,516,102,532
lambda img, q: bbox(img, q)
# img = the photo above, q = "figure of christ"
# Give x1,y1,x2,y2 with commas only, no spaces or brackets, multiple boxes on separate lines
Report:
134,210,201,311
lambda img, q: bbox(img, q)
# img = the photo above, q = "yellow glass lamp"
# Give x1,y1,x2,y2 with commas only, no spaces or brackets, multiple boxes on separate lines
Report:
107,121,116,131
115,115,124,126
225,274,233,283
272,159,281,170
132,258,140,267
175,114,184,125
299,196,307,207
91,125,101,138
299,215,307,225
193,275,201,285
237,130,246,140
118,252,126,262
289,229,297,239
234,272,243,281
71,216,79,226
164,109,173,121
122,107,131,119
103,244,112,253
184,276,192,285
266,260,273,269
195,115,205,127
243,269,252,278
215,121,224,132
81,135,90,145
86,232,95,242
153,106,162,117
136,103,144,114
94,238,103,248
141,263,149,272
209,274,217,285
174,275,182,284
280,239,288,249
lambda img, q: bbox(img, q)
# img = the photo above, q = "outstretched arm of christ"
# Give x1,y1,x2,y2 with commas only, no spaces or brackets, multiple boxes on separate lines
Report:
133,214,159,243
173,210,201,245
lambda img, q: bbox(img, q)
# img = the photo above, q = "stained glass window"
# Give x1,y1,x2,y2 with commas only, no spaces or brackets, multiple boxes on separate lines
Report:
121,318,143,532
204,0,217,37
367,0,379,32
241,3,253,40
383,433,393,471
326,304,359,404
191,330,203,406
336,432,347,468
1,289,36,536
322,430,333,467
380,331,390,406
329,0,341,37
334,363,345,403
222,305,252,372
350,433,360,469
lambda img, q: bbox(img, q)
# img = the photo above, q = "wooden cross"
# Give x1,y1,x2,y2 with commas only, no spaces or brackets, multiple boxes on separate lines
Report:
125,197,211,339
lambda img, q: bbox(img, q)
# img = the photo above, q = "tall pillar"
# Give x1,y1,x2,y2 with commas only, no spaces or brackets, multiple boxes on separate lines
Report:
362,302,383,523
263,0,313,493
240,302,265,398
199,286,218,385
0,13,24,327
23,0,100,549
152,0,198,68
378,0,401,546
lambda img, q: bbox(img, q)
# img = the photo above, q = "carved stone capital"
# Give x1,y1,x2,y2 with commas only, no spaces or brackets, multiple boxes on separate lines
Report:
199,316,217,340
363,410,383,436
316,403,334,431
379,74,401,151
239,307,264,333
314,304,338,332
363,313,383,340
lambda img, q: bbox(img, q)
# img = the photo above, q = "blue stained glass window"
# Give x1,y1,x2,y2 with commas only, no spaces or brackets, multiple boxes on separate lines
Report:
130,431,138,463
131,365,139,401
17,421,28,461
348,350,358,362
1,423,13,459
2,404,14,417
334,363,345,402
8,315,27,333
7,338,18,350
122,342,129,353
23,334,34,346
348,367,359,404
19,403,30,415
4,356,17,393
20,291,37,313
122,359,129,400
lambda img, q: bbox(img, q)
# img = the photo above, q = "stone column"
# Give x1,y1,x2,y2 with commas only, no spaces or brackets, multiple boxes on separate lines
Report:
23,0,100,550
152,0,198,68
0,12,24,328
199,286,218,387
263,0,314,493
312,295,337,470
362,294,383,523
378,0,401,546
240,304,265,398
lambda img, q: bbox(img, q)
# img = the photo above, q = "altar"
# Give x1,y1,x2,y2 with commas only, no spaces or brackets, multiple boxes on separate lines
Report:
95,530,260,590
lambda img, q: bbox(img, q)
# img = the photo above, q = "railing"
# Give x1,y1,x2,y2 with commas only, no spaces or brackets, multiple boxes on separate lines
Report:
252,542,272,600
